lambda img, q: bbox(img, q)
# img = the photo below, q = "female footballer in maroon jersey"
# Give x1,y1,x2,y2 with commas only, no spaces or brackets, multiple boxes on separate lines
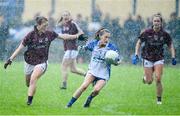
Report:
58,11,86,89
133,14,176,104
4,16,82,105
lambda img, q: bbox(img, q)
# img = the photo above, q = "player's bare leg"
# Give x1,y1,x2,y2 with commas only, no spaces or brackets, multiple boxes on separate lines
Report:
73,74,94,98
144,67,153,84
61,58,70,89
25,74,31,87
27,67,43,105
154,64,163,104
70,59,86,76
84,79,106,107
66,74,94,107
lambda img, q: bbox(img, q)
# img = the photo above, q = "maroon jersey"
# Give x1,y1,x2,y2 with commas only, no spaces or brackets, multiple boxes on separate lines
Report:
139,28,172,62
22,26,58,65
62,20,78,51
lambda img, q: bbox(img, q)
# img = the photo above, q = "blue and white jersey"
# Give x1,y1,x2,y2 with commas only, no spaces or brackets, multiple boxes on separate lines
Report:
84,39,119,81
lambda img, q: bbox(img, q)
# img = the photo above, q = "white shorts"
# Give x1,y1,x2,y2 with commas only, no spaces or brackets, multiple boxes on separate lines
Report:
143,59,164,68
24,62,48,75
63,50,78,59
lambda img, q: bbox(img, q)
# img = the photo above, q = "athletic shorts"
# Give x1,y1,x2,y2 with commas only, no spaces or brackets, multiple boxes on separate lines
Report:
63,50,78,59
143,59,164,68
24,62,48,75
86,71,107,84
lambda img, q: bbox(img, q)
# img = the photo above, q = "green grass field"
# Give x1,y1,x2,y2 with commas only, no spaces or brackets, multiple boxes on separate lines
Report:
0,62,180,115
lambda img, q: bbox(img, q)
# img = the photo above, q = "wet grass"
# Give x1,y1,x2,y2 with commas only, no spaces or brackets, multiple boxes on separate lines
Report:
0,62,180,115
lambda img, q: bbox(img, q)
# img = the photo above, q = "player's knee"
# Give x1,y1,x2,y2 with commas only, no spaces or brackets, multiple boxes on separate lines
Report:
29,79,36,85
93,88,101,95
61,66,68,72
147,80,153,85
81,85,88,91
62,70,68,75
145,76,153,84
147,79,153,84
92,90,99,96
156,78,161,83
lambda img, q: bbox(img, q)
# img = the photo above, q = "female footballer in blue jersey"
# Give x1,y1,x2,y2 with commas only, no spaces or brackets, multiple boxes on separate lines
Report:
66,28,121,108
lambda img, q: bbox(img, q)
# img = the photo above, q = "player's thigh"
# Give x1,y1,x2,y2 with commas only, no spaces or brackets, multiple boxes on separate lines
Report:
31,63,47,80
81,73,95,88
93,79,106,91
31,67,44,81
143,59,154,80
144,67,154,80
69,51,78,70
62,50,77,66
62,58,71,68
61,59,70,72
154,64,163,80
70,59,78,71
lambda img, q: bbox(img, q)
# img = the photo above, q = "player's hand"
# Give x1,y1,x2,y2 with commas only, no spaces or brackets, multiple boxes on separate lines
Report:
132,55,139,65
113,57,121,66
76,32,84,38
4,58,12,69
172,58,176,65
78,34,88,41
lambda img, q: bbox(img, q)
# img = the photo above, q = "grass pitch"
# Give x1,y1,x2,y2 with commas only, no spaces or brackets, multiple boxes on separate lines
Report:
0,62,180,115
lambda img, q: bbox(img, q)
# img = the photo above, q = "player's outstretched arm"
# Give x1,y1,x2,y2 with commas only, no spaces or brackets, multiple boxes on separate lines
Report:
57,31,83,40
4,42,25,69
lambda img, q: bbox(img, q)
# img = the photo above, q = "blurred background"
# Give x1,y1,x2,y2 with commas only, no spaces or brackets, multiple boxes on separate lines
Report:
0,0,180,64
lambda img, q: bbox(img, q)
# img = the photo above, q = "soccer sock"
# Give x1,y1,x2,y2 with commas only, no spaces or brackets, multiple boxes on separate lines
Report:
157,96,161,101
87,94,94,101
85,94,95,103
67,97,77,107
28,96,33,103
62,82,67,87
84,94,95,107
